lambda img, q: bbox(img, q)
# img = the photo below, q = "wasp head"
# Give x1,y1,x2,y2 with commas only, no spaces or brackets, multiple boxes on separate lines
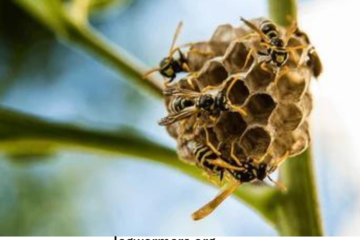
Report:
257,163,268,180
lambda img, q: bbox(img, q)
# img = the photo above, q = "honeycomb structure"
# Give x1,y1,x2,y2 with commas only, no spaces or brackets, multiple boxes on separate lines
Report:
163,18,317,176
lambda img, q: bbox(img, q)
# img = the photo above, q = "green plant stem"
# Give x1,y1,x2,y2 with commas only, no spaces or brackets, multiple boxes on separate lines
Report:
0,106,276,223
268,0,324,236
268,0,298,26
12,0,164,98
276,150,324,235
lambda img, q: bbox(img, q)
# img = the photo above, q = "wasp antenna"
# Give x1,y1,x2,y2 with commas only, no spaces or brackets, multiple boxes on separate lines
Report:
240,17,269,42
283,21,298,45
169,21,184,56
142,68,160,79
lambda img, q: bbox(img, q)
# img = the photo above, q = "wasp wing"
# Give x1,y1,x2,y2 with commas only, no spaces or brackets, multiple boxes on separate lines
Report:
163,87,201,97
158,107,199,126
192,181,240,221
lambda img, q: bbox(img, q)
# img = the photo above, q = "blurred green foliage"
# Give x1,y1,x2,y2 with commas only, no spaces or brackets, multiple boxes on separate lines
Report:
0,1,55,96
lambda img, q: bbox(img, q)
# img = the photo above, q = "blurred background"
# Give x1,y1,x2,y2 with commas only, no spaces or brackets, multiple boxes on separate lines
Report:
0,0,359,236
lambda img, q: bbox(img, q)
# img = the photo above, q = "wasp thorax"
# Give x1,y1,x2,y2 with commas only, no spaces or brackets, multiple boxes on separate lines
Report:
197,94,214,111
271,38,285,47
257,163,268,180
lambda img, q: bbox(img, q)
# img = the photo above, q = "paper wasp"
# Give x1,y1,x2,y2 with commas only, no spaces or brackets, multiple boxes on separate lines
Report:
239,17,308,82
158,79,247,126
294,27,323,78
192,144,289,221
143,22,214,86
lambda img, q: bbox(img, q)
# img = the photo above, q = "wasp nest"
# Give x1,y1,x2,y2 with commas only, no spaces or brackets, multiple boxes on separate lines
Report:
153,17,322,220
162,18,320,172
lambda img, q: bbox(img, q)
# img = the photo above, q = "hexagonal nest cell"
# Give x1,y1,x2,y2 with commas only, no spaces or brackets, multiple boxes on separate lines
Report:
223,41,253,74
188,41,230,72
276,69,308,102
270,103,304,132
239,126,271,158
244,93,276,124
197,58,228,89
210,24,237,42
245,63,275,92
213,111,247,144
226,78,250,105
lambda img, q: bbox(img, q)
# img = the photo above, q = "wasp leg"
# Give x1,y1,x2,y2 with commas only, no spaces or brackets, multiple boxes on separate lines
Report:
201,171,222,187
182,62,191,72
288,45,308,51
164,75,176,88
219,171,224,182
230,140,243,166
207,158,245,171
267,151,290,174
274,66,290,85
240,48,256,72
267,175,287,192
188,49,215,57
172,42,194,52
229,104,247,117
185,73,199,91
224,72,243,99
142,68,161,79
260,60,273,75
297,45,314,67
201,84,223,93
274,151,290,167
203,127,221,156
287,44,307,65
289,47,301,66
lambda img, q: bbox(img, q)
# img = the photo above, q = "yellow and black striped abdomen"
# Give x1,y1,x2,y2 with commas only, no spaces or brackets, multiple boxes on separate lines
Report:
169,97,194,113
193,144,223,173
260,20,279,39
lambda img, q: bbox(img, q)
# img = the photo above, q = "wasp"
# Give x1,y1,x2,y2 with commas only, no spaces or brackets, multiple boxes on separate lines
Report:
294,27,323,78
143,22,213,87
240,18,308,82
143,22,190,86
192,144,289,221
159,83,247,126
